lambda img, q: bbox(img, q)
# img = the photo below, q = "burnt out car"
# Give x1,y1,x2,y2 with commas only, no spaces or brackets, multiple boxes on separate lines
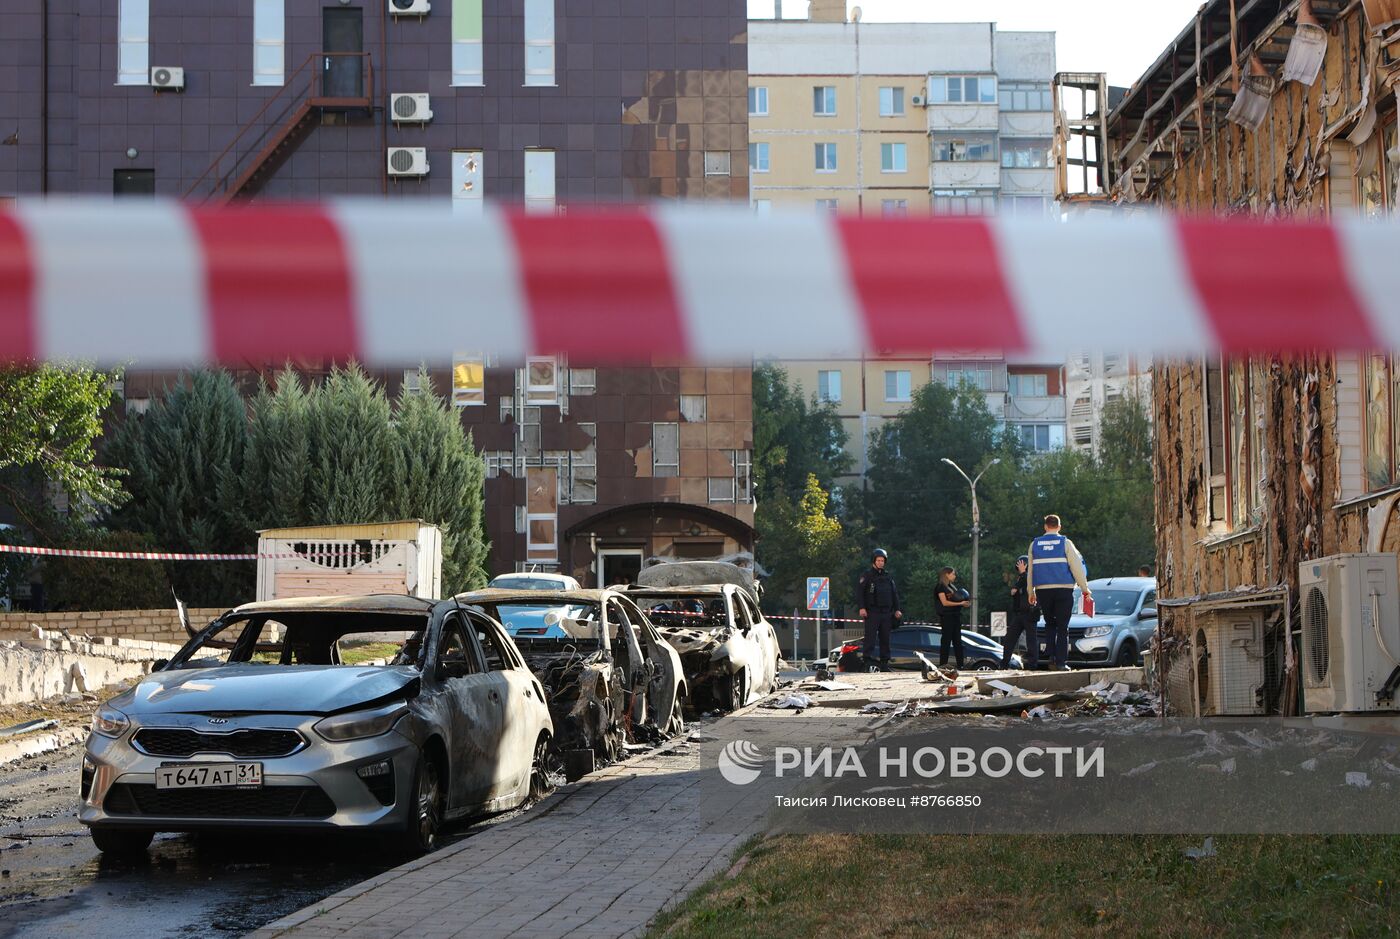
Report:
80,595,554,857
628,584,781,713
457,588,686,779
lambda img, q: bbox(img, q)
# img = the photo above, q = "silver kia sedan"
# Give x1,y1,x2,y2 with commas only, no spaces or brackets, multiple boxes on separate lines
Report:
79,595,555,856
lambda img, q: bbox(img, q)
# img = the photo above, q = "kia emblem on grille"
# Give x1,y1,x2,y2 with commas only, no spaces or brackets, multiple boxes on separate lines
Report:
207,718,229,724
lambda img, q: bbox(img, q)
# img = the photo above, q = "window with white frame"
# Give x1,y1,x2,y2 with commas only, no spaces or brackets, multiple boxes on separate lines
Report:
568,368,596,396
749,142,770,174
452,355,486,407
817,370,842,403
933,190,997,215
1001,138,1052,169
484,450,514,479
1019,423,1066,452
452,151,484,215
708,450,751,503
881,199,909,217
885,370,912,402
947,366,992,391
814,143,838,172
452,0,484,86
813,86,837,115
653,423,679,477
253,0,285,86
999,81,1053,112
880,142,907,173
524,0,555,86
117,0,150,86
704,151,732,176
1008,373,1048,396
680,395,707,422
1000,195,1050,217
932,133,997,162
879,86,905,117
928,75,997,105
815,199,839,213
526,356,559,406
749,86,769,116
524,150,555,213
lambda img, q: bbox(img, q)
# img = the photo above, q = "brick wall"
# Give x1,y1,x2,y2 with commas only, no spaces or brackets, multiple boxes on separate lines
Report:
0,608,225,645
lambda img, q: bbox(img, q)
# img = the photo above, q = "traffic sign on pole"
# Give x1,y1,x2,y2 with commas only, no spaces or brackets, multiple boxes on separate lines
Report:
806,577,830,611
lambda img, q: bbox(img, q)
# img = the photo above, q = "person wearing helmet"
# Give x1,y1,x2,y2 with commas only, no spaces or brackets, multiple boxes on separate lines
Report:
1002,555,1040,669
857,548,902,672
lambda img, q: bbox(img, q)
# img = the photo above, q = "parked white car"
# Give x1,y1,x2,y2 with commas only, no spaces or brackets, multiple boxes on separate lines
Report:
487,572,583,592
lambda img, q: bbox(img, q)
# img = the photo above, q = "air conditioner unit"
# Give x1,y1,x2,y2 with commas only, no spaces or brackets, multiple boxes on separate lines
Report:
389,0,431,14
912,95,926,107
1190,609,1268,717
390,93,433,123
150,66,184,90
1299,553,1400,713
387,147,429,177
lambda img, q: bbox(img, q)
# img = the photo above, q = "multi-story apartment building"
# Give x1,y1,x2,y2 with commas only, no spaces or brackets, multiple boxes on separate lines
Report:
748,2,1057,216
1,0,754,587
1065,352,1153,453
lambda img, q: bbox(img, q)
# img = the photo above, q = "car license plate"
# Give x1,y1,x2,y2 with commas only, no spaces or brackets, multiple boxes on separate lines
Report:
155,762,262,790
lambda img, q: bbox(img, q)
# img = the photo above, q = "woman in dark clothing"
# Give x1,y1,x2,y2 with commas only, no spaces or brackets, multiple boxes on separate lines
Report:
935,567,972,668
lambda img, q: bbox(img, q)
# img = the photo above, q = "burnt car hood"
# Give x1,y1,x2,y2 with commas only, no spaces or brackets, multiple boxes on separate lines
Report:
123,664,420,716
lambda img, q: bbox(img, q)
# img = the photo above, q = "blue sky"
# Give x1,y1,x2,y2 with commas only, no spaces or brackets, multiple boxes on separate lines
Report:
747,1,1206,87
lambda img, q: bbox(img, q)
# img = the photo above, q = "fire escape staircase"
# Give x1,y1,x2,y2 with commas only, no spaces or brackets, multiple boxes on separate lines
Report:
184,52,374,205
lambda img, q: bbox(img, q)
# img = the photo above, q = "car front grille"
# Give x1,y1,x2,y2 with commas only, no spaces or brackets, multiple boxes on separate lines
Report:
132,728,305,758
104,783,335,819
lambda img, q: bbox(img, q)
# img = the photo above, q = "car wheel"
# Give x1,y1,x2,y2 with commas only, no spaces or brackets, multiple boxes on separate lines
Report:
529,734,562,802
1116,641,1138,667
90,827,154,856
395,750,443,857
975,662,995,672
666,691,687,736
725,670,746,712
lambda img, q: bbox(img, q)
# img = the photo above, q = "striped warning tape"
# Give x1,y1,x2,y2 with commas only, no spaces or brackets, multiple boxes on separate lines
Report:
4,202,1398,366
0,543,363,562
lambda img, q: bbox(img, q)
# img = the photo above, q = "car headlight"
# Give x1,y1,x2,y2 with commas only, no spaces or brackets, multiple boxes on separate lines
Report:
1083,625,1113,639
91,707,129,739
313,702,409,741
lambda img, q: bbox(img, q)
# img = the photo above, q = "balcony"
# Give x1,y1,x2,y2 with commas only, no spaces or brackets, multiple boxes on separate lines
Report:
1000,111,1055,137
1000,167,1055,195
928,104,1000,133
1005,395,1067,423
931,161,1000,189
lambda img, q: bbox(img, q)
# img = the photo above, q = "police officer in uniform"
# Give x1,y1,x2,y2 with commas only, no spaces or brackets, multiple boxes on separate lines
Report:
1027,515,1092,671
857,548,902,672
1002,555,1040,670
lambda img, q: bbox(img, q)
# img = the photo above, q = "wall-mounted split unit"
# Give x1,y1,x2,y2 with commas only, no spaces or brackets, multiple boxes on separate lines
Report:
1299,554,1400,714
389,0,431,15
388,147,429,177
1189,608,1268,717
391,93,433,123
151,66,184,90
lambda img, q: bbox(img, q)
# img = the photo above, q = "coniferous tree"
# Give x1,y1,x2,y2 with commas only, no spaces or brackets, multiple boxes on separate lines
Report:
232,368,312,531
304,365,394,524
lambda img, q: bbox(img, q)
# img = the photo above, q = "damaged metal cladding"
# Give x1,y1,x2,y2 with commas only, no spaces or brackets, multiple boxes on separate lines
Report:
456,589,685,779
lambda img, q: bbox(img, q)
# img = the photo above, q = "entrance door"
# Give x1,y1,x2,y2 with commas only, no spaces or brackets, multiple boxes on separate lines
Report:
322,7,364,98
597,549,643,589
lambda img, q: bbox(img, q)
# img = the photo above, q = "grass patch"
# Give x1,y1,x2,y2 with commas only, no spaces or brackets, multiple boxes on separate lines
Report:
338,642,404,665
648,834,1400,939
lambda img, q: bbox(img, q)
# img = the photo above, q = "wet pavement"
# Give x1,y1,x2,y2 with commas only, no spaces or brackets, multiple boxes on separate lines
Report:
0,742,494,939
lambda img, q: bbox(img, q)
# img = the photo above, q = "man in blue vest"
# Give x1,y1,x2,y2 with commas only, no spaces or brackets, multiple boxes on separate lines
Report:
1027,515,1092,671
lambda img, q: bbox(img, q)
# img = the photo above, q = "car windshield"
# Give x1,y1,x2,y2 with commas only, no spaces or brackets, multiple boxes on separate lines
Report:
634,595,728,629
496,602,592,629
489,576,570,591
489,601,603,649
169,611,428,669
1088,590,1141,617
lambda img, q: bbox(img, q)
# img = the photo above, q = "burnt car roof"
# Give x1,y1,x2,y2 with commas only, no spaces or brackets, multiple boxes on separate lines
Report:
634,561,755,591
228,594,436,616
626,585,729,597
454,588,620,605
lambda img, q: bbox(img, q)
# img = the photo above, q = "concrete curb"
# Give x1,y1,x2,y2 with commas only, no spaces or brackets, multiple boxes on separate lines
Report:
0,724,86,766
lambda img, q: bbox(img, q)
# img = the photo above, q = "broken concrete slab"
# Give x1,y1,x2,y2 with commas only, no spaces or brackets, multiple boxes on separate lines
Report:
973,666,1144,696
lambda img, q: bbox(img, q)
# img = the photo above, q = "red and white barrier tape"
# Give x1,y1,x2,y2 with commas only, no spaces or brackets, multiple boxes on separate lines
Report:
0,543,364,562
3,202,1397,366
769,613,938,627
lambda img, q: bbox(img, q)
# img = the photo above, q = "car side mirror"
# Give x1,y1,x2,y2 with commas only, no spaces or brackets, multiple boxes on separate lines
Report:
151,658,169,672
1139,609,1158,621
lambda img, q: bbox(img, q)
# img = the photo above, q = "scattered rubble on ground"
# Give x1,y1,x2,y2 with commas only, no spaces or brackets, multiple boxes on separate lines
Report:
761,693,815,711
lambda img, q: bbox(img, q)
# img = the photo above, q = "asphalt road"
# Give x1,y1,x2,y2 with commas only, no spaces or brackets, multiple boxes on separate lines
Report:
0,742,485,939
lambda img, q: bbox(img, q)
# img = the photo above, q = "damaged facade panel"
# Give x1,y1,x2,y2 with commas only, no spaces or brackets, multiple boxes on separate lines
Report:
1103,1,1400,716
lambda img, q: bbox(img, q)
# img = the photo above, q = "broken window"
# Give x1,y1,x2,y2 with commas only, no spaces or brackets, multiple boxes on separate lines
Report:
568,368,596,396
1203,360,1230,530
932,133,997,163
680,395,707,423
525,356,558,406
452,355,485,407
570,423,597,504
483,450,514,479
522,406,541,459
452,151,485,215
1001,138,1052,169
708,450,752,503
653,423,680,477
526,466,558,562
1366,353,1391,491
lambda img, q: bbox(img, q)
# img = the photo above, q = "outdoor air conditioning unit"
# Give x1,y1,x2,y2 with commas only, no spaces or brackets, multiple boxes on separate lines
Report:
1299,553,1400,713
389,0,431,14
150,66,184,90
1189,608,1268,717
912,95,926,107
387,147,429,177
391,93,433,123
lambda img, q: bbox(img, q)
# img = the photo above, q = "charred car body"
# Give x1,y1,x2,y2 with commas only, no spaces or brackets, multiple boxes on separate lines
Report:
80,595,554,856
456,589,686,779
628,582,781,712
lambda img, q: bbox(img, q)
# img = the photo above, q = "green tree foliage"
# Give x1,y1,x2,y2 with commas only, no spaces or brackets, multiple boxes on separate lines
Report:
40,527,172,612
757,474,861,611
752,364,851,502
304,365,394,524
0,365,124,525
106,371,251,605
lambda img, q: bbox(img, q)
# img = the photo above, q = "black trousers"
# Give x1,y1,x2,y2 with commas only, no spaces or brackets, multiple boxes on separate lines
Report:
862,610,894,662
1037,588,1075,667
939,620,964,668
1003,610,1040,669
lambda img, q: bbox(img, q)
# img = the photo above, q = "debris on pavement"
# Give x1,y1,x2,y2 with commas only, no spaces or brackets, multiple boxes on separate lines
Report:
805,680,856,692
0,719,60,739
1024,705,1054,720
1183,837,1217,861
1346,771,1373,789
860,701,899,713
762,693,816,711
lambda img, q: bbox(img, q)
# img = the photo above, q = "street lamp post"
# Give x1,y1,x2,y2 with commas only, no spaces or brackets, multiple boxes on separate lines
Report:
942,457,1000,630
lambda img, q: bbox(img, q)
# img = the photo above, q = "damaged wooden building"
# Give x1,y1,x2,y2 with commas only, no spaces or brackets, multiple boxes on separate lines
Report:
1100,0,1400,718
